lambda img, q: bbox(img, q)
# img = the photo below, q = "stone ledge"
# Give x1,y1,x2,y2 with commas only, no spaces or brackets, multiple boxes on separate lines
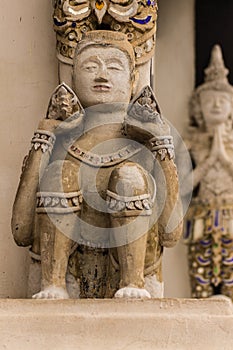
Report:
0,298,233,350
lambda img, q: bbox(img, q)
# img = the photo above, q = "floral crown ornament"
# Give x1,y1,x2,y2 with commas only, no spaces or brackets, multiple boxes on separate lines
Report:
53,0,158,65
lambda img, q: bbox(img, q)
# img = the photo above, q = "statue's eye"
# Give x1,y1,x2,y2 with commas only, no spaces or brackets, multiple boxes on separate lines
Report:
205,98,213,103
83,64,98,72
107,64,123,71
219,96,230,104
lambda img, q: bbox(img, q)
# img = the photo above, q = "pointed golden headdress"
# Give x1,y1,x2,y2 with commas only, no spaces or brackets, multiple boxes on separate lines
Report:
196,44,233,94
53,0,158,66
189,45,233,128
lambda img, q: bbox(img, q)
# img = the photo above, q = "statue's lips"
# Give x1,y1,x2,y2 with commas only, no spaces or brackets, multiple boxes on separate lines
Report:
210,109,222,114
92,84,111,92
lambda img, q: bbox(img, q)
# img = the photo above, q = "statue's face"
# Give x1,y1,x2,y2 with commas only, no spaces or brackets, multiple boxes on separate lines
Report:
73,46,132,107
200,90,232,126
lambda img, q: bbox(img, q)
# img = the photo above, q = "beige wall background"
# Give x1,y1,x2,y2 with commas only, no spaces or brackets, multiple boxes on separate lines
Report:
0,0,194,298
155,0,195,298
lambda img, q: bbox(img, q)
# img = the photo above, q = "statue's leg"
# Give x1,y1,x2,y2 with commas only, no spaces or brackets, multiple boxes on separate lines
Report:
144,223,164,298
33,160,82,299
107,161,153,299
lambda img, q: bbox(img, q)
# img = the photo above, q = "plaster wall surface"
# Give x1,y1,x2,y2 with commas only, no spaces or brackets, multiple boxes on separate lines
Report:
0,0,194,298
0,0,57,297
155,0,195,298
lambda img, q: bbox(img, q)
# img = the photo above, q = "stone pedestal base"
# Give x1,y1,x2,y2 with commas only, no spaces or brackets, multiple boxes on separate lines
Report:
0,298,232,350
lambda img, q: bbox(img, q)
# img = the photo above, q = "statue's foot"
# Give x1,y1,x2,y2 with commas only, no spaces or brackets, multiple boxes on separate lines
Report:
114,287,151,299
32,286,69,299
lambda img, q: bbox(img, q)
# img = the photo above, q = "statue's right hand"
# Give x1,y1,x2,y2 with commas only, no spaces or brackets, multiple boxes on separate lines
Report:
38,118,61,133
209,125,225,161
37,113,84,135
204,129,218,166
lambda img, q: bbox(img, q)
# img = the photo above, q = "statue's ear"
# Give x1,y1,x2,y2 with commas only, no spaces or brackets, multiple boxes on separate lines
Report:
131,69,139,97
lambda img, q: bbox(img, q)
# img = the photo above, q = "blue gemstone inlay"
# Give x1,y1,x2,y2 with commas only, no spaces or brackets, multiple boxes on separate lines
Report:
200,240,211,247
214,210,219,227
130,15,152,25
223,257,233,264
72,22,76,28
54,17,67,27
224,279,233,285
222,238,233,244
197,255,211,265
196,276,209,285
147,0,156,6
184,220,191,239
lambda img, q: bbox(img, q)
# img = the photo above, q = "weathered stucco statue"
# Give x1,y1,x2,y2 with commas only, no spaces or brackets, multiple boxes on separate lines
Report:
184,45,233,300
11,1,182,299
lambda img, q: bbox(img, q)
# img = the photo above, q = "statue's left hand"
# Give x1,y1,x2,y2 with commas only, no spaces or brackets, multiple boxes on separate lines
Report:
124,86,171,142
124,114,171,143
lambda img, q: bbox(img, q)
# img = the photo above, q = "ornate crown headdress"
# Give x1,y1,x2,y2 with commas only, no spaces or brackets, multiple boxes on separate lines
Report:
53,0,158,66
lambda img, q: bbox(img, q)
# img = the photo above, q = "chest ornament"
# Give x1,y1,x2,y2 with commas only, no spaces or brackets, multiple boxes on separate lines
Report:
67,142,142,167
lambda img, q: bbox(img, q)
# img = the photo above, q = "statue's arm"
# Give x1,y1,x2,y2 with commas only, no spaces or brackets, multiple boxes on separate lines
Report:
152,144,183,248
11,128,56,246
12,83,83,247
125,85,183,247
181,130,216,195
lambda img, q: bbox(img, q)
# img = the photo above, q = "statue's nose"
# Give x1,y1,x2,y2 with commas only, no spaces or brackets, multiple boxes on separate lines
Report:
95,65,108,81
213,97,221,107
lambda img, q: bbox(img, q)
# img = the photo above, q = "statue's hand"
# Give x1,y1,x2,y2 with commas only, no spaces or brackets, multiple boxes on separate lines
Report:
214,124,231,165
124,85,171,142
205,129,218,166
40,82,84,135
47,82,82,121
38,118,61,133
124,113,170,140
38,112,84,136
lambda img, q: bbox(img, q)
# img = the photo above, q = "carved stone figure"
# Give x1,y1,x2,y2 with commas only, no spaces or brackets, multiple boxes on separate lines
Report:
184,45,233,300
12,30,182,299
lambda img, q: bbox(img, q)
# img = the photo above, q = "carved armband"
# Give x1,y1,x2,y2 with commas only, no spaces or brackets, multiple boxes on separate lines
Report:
31,130,56,154
149,135,175,161
36,191,83,214
106,190,152,217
